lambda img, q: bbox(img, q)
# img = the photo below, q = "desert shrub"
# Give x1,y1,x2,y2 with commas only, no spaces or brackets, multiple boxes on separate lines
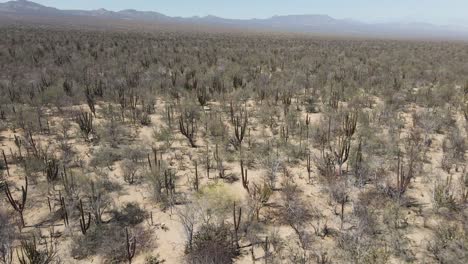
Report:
432,176,458,211
442,127,466,169
250,140,274,161
284,110,301,136
432,107,457,134
121,159,141,184
281,180,315,252
427,223,467,264
0,120,7,132
24,155,48,175
145,254,165,264
11,107,44,133
42,83,68,108
122,145,148,162
433,84,457,107
337,231,390,264
257,104,280,129
305,96,320,113
206,114,227,140
411,110,436,141
17,235,58,264
112,202,148,226
89,146,122,168
153,126,174,149
382,202,408,230
71,224,152,263
381,202,415,261
120,146,147,184
261,153,283,190
0,209,15,264
283,142,307,164
97,118,130,148
186,223,238,264
0,160,5,180
138,110,152,126
196,183,239,220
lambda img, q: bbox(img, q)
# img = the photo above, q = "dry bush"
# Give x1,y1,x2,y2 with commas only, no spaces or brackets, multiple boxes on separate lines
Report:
186,223,238,264
427,223,467,264
71,224,153,263
0,25,467,264
0,209,15,264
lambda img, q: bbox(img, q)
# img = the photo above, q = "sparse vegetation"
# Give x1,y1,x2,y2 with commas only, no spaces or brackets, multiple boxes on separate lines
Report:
0,23,466,264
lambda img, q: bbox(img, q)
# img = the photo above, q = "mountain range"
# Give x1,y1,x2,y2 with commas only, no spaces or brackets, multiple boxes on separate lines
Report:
1,0,468,40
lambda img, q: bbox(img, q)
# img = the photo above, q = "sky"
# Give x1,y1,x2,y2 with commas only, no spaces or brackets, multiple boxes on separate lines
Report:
3,0,468,26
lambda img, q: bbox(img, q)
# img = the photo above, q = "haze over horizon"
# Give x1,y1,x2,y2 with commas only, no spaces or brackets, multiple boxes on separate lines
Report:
1,0,468,27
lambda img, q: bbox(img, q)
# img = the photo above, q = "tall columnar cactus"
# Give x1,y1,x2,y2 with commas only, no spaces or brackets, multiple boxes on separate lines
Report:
62,167,77,198
60,196,69,227
45,159,59,183
233,109,248,149
179,110,197,148
464,82,468,121
76,111,93,141
240,160,249,192
4,176,28,227
206,145,210,179
194,161,199,192
85,86,96,116
213,144,225,179
26,131,39,158
306,151,312,183
1,149,9,177
126,228,136,264
79,199,91,235
14,134,23,158
233,202,242,249
331,110,358,176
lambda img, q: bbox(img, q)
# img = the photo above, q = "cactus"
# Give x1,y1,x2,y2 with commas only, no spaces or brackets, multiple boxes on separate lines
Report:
164,169,175,197
233,109,248,149
14,134,23,159
331,110,358,176
45,159,59,183
233,202,242,249
26,131,39,158
60,196,69,227
353,138,363,180
240,160,249,192
206,145,210,179
165,105,174,129
262,236,270,264
280,125,289,143
2,149,9,177
75,111,93,141
126,228,136,264
62,167,76,198
85,86,96,116
213,144,225,179
79,199,91,235
179,110,197,148
4,176,28,227
194,161,199,192
196,87,208,107
307,151,312,183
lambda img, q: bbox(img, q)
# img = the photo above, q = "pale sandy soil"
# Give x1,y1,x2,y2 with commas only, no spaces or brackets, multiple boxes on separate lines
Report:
1,95,466,264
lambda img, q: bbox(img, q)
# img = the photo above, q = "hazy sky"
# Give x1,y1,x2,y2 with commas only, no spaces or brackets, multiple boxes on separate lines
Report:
4,0,468,26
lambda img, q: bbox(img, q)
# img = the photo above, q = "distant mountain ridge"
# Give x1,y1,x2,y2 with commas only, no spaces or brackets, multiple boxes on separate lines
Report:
1,0,468,40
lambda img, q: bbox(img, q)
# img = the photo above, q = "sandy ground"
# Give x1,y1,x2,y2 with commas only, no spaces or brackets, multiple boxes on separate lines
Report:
1,96,466,264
